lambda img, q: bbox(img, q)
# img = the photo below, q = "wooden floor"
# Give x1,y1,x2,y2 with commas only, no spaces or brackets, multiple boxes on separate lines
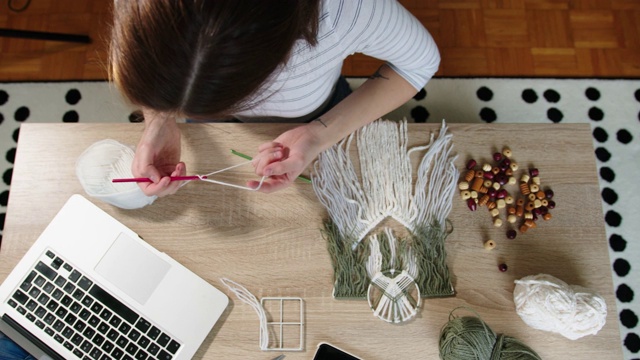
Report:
1,0,639,81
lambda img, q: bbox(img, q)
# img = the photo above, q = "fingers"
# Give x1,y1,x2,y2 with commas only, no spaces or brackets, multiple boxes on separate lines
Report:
252,146,286,176
139,162,187,197
248,175,293,194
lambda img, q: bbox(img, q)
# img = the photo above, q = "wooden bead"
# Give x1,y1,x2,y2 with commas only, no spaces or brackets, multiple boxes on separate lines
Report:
490,208,500,217
492,166,500,175
528,193,537,202
464,169,475,182
505,196,514,205
470,191,478,199
525,219,537,228
532,176,541,185
529,184,540,193
502,147,512,158
482,163,492,172
524,212,533,220
508,177,517,185
507,206,516,215
510,162,519,171
519,224,529,233
484,180,493,188
458,181,469,190
460,190,471,200
516,205,524,217
505,168,513,176
507,214,517,223
484,240,496,250
496,199,506,209
541,199,549,206
525,201,535,211
487,201,497,210
536,190,546,199
520,174,530,183
516,198,525,206
520,182,531,195
478,186,489,194
471,177,484,192
543,213,553,221
478,194,490,206
534,199,542,208
475,170,484,178
492,182,501,190
493,218,503,227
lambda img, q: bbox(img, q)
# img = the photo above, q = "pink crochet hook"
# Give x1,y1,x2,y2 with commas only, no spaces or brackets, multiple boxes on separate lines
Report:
112,175,206,183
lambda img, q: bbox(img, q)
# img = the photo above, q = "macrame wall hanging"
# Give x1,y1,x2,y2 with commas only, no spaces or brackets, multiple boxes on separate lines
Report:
312,119,459,322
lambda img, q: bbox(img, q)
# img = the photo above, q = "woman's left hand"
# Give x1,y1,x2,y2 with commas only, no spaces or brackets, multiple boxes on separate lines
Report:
249,124,322,193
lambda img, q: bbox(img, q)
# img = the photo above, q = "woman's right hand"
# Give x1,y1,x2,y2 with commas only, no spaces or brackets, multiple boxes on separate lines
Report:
132,109,186,197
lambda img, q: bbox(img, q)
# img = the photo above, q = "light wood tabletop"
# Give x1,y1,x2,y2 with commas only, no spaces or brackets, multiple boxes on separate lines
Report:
0,123,622,359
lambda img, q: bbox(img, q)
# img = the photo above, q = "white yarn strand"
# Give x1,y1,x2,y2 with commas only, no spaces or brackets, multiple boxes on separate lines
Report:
220,278,270,350
180,161,266,191
513,273,607,340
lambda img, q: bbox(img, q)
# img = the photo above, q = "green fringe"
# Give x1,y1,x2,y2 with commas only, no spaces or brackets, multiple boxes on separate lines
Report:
322,221,370,299
322,219,454,299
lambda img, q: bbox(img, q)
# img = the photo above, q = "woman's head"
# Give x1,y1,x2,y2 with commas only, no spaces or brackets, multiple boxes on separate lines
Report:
110,0,320,119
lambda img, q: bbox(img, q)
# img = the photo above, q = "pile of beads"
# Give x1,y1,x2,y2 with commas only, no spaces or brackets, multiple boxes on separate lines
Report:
459,146,557,243
513,168,556,233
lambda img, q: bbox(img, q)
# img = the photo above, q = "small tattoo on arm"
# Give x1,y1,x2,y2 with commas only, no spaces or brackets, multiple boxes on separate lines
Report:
369,69,389,80
314,118,328,128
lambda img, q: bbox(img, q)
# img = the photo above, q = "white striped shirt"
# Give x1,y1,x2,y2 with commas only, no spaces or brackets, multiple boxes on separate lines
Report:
234,0,440,120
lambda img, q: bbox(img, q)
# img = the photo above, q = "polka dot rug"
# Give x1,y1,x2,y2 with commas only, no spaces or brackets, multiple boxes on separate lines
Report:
0,78,638,358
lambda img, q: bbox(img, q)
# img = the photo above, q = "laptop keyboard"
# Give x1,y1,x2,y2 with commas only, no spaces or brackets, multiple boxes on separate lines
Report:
5,249,182,360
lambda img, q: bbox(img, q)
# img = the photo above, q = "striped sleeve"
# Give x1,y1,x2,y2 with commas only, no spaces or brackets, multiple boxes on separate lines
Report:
332,0,440,90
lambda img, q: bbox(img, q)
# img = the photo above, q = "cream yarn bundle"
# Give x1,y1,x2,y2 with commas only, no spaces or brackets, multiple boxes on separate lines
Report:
513,273,607,340
76,139,157,209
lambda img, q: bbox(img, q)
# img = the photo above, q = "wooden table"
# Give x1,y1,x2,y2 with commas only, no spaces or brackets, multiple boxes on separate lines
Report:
0,123,622,359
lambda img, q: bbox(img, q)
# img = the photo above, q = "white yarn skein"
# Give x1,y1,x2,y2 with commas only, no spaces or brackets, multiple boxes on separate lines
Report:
513,273,607,340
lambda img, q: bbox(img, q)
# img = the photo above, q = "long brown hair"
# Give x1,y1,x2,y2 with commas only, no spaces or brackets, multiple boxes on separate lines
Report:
109,0,321,119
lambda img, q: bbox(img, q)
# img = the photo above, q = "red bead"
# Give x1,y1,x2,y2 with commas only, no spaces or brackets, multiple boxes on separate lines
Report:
506,230,517,239
496,189,508,199
547,200,556,209
467,198,477,211
495,174,507,185
532,208,541,216
545,189,554,199
499,263,508,272
530,168,539,177
501,158,511,167
493,152,503,162
488,188,497,198
483,172,494,180
466,159,477,170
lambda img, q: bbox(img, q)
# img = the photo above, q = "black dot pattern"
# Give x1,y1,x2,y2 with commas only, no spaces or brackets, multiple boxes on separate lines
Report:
413,88,427,101
621,309,639,329
479,108,497,122
1,80,638,356
410,106,429,123
14,106,30,122
65,89,82,105
609,234,627,252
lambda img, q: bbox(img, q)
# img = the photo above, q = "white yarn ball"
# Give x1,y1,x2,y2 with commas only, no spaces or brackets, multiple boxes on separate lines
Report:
76,139,157,209
513,273,607,340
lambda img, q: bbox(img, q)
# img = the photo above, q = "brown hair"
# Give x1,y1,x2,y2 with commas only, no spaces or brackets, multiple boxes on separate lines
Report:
109,0,321,119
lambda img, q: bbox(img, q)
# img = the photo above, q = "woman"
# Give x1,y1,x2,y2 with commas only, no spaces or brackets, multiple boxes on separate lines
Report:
110,0,440,195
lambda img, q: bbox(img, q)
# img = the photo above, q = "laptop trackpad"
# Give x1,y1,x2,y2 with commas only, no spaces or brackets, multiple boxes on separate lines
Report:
95,233,170,305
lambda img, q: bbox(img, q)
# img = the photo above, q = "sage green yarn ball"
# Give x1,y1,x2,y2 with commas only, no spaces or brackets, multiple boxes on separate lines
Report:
439,315,542,360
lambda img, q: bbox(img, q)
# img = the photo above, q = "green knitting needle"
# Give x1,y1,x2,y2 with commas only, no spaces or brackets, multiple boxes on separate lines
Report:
230,149,312,183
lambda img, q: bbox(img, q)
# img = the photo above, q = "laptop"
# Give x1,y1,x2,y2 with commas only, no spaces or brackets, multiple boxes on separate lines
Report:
0,194,229,360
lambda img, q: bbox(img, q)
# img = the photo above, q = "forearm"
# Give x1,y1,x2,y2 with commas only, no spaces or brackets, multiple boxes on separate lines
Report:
307,65,418,151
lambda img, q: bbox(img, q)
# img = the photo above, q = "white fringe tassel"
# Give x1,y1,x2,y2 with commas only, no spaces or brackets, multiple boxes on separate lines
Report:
312,119,459,247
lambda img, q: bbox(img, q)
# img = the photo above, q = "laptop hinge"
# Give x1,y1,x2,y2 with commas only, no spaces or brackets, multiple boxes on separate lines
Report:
1,313,65,360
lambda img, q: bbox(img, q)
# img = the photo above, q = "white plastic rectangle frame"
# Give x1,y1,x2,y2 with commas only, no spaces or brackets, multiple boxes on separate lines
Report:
260,297,304,351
